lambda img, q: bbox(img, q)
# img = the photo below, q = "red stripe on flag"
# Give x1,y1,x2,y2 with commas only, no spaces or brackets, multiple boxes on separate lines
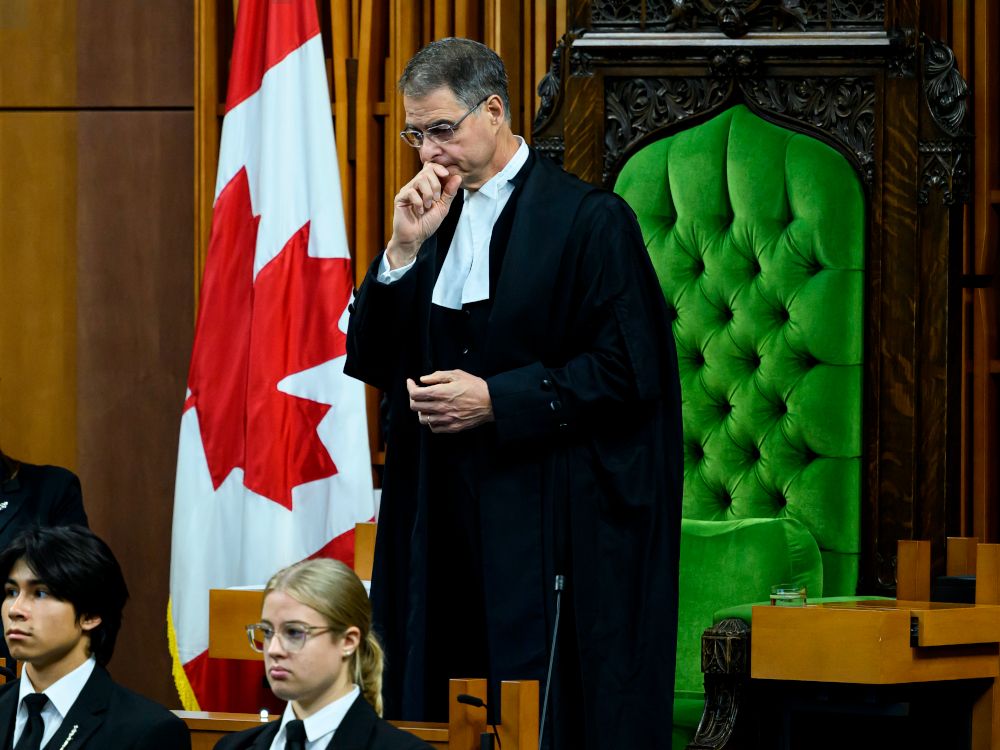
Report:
183,650,284,714
307,523,361,567
226,0,321,112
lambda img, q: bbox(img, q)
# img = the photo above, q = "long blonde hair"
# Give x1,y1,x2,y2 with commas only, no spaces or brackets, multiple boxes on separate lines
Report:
265,558,385,715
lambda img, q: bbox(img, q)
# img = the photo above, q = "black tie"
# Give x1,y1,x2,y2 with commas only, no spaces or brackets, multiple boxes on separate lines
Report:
14,693,49,750
285,719,307,750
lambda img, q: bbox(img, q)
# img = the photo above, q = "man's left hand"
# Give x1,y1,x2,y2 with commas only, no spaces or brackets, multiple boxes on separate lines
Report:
407,370,494,433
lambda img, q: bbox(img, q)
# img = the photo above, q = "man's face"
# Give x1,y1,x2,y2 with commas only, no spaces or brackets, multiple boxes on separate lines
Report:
262,590,349,713
2,558,97,669
403,87,501,190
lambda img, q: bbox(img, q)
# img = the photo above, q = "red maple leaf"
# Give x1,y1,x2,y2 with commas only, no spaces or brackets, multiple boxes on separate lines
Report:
185,167,353,508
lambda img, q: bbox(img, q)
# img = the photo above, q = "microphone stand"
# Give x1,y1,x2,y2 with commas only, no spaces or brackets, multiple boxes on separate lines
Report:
456,693,502,749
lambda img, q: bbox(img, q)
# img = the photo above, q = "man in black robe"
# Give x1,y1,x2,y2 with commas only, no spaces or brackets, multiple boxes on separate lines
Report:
345,37,682,750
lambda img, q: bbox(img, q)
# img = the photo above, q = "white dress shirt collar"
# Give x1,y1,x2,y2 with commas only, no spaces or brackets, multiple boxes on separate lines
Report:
15,656,96,748
471,136,530,201
271,685,361,750
431,136,529,310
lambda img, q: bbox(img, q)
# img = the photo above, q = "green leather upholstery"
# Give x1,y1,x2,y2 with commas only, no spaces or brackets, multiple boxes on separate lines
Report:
613,105,866,746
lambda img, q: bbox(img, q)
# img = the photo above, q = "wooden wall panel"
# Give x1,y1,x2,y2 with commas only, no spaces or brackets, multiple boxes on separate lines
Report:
76,0,194,107
2,0,194,708
0,1,76,106
75,111,194,709
0,113,78,469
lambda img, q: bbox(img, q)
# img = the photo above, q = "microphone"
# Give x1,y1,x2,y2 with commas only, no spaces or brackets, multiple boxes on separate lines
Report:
538,573,565,750
456,693,501,749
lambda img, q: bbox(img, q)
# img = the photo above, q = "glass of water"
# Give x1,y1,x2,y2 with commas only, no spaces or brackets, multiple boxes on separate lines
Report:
770,583,807,606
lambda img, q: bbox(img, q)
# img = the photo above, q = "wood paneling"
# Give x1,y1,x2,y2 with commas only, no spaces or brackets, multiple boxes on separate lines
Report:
0,1,76,106
75,110,194,709
76,0,194,107
0,113,78,469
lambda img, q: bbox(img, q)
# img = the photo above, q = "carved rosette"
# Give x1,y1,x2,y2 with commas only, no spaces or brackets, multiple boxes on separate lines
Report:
605,75,876,185
569,46,594,78
709,48,759,79
605,77,732,180
918,140,970,206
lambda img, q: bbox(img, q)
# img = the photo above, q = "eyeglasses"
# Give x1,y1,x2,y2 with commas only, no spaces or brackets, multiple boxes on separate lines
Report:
246,622,335,653
399,96,490,148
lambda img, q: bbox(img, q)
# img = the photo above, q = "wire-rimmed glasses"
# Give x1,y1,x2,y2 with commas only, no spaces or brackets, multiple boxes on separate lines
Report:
246,622,335,653
399,95,490,148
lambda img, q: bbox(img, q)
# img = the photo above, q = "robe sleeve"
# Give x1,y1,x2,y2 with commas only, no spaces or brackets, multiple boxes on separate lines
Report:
345,248,425,392
487,191,673,446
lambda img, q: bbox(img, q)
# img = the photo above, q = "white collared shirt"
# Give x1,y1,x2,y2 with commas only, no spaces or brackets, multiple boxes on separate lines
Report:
268,685,360,750
13,656,96,748
377,137,530,310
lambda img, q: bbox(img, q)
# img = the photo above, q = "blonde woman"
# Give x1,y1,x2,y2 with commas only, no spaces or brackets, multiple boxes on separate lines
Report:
216,559,430,750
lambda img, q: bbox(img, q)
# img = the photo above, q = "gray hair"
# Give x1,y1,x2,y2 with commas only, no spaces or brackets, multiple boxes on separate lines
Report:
398,37,511,124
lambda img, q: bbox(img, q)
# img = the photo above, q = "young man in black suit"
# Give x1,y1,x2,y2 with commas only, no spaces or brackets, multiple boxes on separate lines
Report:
0,525,190,749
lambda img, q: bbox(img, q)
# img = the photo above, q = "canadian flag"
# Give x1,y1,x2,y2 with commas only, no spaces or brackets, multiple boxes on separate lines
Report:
168,0,374,711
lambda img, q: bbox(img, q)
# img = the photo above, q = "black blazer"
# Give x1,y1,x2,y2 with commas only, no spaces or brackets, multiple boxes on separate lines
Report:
0,461,88,550
0,666,190,750
214,695,430,750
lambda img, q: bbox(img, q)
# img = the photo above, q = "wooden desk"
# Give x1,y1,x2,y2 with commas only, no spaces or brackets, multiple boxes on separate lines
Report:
752,599,1000,684
176,679,537,750
751,596,1000,747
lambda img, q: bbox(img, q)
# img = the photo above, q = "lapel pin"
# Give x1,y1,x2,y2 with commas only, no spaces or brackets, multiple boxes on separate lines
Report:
57,724,79,750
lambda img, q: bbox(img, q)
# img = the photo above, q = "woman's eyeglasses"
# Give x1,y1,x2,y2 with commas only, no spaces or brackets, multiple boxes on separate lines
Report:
245,622,335,653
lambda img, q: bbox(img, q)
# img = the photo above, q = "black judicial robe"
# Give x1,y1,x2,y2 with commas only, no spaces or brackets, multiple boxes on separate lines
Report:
345,150,682,750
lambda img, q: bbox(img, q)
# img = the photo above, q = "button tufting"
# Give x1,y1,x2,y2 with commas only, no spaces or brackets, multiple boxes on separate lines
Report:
549,400,562,411
541,378,552,391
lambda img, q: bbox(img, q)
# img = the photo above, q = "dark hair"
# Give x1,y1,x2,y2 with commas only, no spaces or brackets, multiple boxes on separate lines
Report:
0,525,129,666
398,37,511,123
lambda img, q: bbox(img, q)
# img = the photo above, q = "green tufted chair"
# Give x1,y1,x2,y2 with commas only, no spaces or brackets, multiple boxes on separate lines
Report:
614,104,866,748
